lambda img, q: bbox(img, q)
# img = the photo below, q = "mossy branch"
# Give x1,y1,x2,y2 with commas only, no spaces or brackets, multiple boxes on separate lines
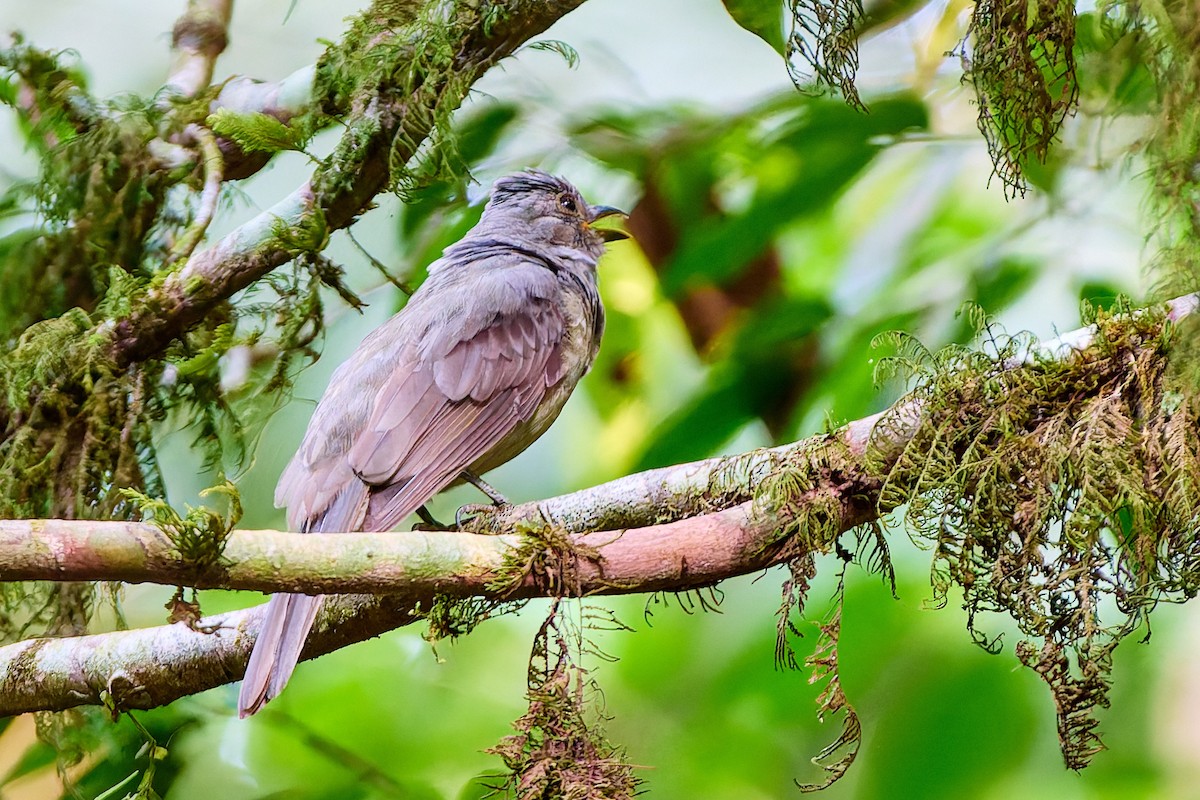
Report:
1,296,1193,720
0,503,786,716
108,0,587,368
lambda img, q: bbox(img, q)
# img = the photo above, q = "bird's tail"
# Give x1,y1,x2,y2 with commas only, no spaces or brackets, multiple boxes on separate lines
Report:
237,592,323,717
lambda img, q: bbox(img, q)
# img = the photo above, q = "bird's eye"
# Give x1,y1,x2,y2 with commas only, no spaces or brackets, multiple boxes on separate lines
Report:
558,194,578,214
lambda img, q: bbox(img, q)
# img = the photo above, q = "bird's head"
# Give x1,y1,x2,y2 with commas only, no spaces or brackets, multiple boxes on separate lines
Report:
482,170,628,257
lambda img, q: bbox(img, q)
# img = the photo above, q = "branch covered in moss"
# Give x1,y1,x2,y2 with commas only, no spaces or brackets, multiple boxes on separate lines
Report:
109,0,586,367
0,503,801,716
3,296,1193,718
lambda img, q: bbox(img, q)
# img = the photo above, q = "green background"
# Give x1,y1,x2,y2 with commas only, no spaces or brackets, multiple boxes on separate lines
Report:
1,1,1194,798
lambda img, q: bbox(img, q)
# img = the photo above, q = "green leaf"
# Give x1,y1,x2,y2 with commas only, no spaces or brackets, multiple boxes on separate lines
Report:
207,108,307,154
521,39,581,68
0,740,56,785
724,0,787,56
660,96,928,295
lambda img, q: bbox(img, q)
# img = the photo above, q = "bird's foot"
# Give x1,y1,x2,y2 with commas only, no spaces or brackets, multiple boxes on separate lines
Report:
455,471,511,532
411,504,454,532
455,502,509,531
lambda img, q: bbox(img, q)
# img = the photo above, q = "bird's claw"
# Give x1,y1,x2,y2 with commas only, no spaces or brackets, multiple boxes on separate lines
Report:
412,504,454,531
455,501,508,531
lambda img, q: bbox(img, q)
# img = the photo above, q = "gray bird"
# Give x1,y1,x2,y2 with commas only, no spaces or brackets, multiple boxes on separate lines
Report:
238,170,626,717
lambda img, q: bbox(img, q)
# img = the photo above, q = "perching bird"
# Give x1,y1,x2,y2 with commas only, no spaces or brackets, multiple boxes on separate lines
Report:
238,170,626,717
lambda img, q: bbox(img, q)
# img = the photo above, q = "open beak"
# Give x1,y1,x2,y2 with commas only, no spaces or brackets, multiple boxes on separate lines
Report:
590,205,630,242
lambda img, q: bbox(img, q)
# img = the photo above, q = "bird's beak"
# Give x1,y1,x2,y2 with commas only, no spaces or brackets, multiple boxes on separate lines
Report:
589,205,630,242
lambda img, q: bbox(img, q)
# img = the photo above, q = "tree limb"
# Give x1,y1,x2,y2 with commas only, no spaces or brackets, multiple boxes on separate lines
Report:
0,503,812,716
110,0,586,367
168,123,225,263
165,0,235,98
8,295,1194,715
209,66,319,180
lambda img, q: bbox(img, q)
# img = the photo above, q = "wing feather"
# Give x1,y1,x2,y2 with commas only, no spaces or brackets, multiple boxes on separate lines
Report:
348,281,565,529
361,386,541,531
275,258,570,534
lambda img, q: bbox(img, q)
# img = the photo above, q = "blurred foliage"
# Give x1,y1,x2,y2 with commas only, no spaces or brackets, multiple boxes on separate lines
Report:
2,0,1200,798
571,93,926,467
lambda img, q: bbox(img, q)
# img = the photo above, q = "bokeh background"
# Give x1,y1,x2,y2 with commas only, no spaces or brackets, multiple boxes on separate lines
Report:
1,1,1197,798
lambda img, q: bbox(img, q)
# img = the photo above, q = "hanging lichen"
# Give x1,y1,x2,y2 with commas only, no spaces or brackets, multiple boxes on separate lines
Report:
955,0,1078,196
488,600,641,800
1137,1,1200,303
786,0,866,110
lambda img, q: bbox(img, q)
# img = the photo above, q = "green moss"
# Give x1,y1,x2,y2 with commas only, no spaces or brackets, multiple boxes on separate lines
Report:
487,519,607,599
796,576,861,793
120,481,242,575
309,0,493,204
957,0,1078,196
423,595,525,652
753,440,859,557
868,301,1193,769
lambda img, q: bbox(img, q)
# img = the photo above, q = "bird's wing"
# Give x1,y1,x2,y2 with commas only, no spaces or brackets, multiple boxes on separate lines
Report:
352,278,568,532
276,260,570,534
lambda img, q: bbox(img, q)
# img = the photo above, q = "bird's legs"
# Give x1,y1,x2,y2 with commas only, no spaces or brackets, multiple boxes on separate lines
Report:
460,470,509,506
456,470,510,529
411,472,511,530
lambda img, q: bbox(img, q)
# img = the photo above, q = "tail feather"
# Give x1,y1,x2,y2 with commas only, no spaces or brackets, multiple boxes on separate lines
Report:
239,481,367,717
238,592,324,717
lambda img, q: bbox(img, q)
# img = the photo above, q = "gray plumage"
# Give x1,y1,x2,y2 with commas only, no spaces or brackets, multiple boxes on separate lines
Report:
238,170,622,717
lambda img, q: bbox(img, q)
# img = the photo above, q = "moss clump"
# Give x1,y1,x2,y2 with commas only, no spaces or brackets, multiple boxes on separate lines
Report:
956,0,1078,196
753,439,872,558
121,481,242,574
423,595,526,655
871,301,1196,768
488,519,605,599
310,0,478,204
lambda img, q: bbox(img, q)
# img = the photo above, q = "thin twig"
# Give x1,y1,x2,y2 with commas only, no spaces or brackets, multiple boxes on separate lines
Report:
169,123,225,264
346,227,414,296
165,0,235,98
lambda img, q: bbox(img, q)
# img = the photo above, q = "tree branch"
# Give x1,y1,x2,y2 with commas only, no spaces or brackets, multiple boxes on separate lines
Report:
0,503,809,716
209,66,319,180
212,66,317,120
168,123,225,263
109,0,586,367
7,296,1193,716
165,0,235,98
